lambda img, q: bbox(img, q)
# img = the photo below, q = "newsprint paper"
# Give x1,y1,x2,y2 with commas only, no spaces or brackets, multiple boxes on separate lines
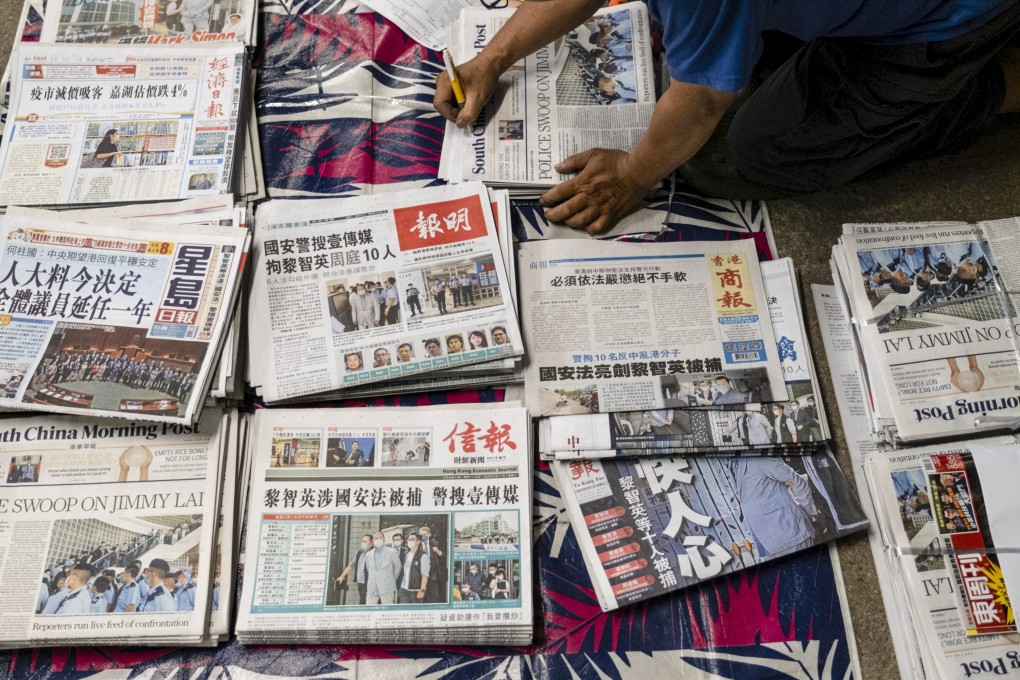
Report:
519,236,786,416
443,1,655,187
834,217,1020,442
249,183,524,403
236,405,533,645
864,438,1020,678
0,43,246,207
0,208,249,423
0,408,233,648
553,449,868,612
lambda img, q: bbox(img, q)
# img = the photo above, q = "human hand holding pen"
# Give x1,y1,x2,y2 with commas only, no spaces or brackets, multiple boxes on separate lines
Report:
434,52,502,128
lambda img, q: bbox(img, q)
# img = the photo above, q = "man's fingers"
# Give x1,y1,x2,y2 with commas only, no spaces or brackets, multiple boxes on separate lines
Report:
433,74,459,122
564,205,600,230
454,99,483,128
555,149,595,174
540,179,581,211
586,214,613,235
544,193,588,223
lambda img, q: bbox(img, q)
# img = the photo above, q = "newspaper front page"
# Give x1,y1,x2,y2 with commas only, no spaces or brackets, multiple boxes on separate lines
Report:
539,258,830,457
0,44,246,207
552,449,868,612
519,237,786,416
0,408,232,647
42,0,257,46
447,1,655,186
236,405,533,644
250,183,524,403
0,209,248,423
837,218,1020,441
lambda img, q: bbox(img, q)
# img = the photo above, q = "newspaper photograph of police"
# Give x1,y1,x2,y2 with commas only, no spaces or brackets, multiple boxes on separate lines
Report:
0,209,248,423
0,408,231,647
837,218,1020,441
235,405,533,645
0,43,246,207
250,183,524,404
446,1,654,185
520,237,786,416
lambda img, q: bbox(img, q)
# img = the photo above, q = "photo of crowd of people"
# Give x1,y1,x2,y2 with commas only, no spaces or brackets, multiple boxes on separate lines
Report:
929,470,978,534
38,516,204,616
326,515,449,607
718,396,823,447
326,436,375,467
659,370,773,408
327,273,403,333
454,511,520,551
381,431,431,467
24,325,206,415
270,436,321,468
558,9,638,105
54,0,246,43
856,242,1006,332
412,256,504,319
6,455,41,484
452,559,519,602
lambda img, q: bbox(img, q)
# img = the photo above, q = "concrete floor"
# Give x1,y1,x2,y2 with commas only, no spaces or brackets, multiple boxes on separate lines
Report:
3,5,1019,679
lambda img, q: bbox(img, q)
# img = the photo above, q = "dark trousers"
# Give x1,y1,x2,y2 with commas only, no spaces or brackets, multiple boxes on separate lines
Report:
462,285,475,305
357,582,367,605
397,588,420,603
731,4,1020,192
407,295,422,315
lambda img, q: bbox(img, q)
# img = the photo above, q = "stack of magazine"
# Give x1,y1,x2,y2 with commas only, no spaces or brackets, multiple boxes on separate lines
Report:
830,218,1020,444
0,408,243,648
863,437,1020,679
438,1,656,198
247,183,525,403
0,206,250,423
235,404,534,645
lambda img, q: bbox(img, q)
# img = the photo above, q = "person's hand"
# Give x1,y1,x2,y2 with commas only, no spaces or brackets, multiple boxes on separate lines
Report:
540,149,651,234
416,589,426,600
434,55,502,128
336,575,346,585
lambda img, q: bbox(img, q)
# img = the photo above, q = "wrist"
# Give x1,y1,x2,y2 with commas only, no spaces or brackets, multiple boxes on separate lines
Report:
621,153,663,194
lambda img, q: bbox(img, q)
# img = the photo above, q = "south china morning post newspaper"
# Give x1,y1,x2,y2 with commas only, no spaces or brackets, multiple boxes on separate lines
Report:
0,43,246,207
0,408,231,647
0,210,248,423
236,406,533,644
250,183,524,403
519,237,786,416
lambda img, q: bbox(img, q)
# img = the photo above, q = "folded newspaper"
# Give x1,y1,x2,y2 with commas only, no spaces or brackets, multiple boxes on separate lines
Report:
0,43,248,208
538,258,832,458
248,183,525,404
552,448,868,612
519,236,786,417
235,404,533,645
863,438,1020,678
831,217,1020,443
0,408,237,648
440,2,656,193
0,207,250,423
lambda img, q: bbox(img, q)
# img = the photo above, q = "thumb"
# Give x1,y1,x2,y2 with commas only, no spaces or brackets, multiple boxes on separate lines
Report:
454,95,485,128
556,149,595,174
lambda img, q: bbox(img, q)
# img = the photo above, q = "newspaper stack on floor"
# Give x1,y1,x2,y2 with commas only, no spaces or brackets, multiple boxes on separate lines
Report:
0,408,240,648
863,437,1020,679
538,257,833,458
552,448,868,612
248,183,525,404
0,206,250,423
439,1,655,198
0,42,249,209
830,217,1020,444
235,404,533,645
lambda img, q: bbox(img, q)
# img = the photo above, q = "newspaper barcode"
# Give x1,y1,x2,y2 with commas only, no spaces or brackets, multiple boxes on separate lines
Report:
732,352,759,361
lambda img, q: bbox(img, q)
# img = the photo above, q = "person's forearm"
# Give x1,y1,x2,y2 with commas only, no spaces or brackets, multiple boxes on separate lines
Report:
623,79,735,189
483,0,604,73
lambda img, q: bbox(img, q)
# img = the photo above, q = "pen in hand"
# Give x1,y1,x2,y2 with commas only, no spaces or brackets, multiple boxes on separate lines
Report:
443,49,466,106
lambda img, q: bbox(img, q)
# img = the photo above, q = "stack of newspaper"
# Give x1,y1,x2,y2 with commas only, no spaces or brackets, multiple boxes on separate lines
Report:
235,404,534,645
247,183,525,404
518,238,830,459
0,206,250,423
0,408,242,648
862,437,1020,679
829,218,1020,444
438,1,656,197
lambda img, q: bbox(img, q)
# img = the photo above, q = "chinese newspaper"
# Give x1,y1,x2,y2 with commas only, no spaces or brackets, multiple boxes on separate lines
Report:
0,43,247,207
441,2,655,188
864,439,1020,678
42,0,257,46
833,218,1020,443
235,404,533,644
538,258,832,458
553,450,868,612
519,237,786,416
0,208,249,423
0,408,235,648
249,183,524,404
